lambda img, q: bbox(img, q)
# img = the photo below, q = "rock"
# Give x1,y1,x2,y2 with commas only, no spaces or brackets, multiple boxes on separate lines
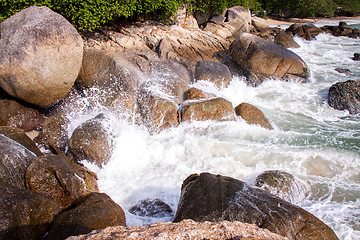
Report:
66,219,287,240
174,173,338,240
69,114,114,167
334,68,351,75
286,24,323,40
230,33,309,85
255,170,310,204
209,14,226,24
0,186,60,240
275,30,300,48
339,21,347,27
44,193,126,240
173,6,199,29
180,98,236,122
0,133,37,188
235,102,273,129
328,80,360,114
225,6,251,34
129,198,172,218
78,49,142,115
25,154,98,209
203,22,234,40
353,53,360,61
0,6,83,107
0,100,44,131
0,126,42,157
35,112,69,152
252,17,270,31
183,88,216,100
194,61,232,89
321,25,360,38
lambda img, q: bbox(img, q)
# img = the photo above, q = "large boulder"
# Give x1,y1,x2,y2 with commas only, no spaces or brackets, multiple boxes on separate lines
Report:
194,61,232,89
0,99,44,131
174,173,338,240
69,114,114,167
230,33,310,85
225,6,252,34
328,80,360,114
25,154,98,209
180,98,236,122
0,187,60,240
286,24,323,40
67,219,287,240
44,193,126,240
0,6,83,107
235,102,273,129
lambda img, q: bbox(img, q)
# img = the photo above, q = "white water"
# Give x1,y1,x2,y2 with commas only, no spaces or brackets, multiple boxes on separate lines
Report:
65,21,360,239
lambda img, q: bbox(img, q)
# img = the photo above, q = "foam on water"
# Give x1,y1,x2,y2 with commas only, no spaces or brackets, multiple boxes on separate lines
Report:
68,20,360,239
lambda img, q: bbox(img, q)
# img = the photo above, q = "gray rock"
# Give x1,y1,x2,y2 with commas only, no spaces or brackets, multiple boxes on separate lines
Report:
195,61,232,89
328,80,360,114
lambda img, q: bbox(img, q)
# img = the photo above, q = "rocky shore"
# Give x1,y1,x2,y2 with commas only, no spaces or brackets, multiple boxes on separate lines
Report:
1,4,358,240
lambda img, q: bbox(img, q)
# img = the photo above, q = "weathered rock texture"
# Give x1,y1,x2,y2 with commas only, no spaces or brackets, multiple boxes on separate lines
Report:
235,102,273,129
286,24,323,40
230,33,309,85
195,61,232,89
129,198,172,218
67,219,287,240
183,88,216,100
44,193,126,240
174,173,338,240
274,30,300,48
0,187,60,240
328,80,360,114
0,6,83,107
25,154,98,209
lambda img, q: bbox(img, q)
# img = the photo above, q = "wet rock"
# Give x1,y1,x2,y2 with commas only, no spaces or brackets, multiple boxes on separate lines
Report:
0,134,37,189
0,100,44,131
194,61,232,89
0,126,42,157
328,80,360,114
230,33,309,85
25,154,98,209
322,25,360,38
183,88,216,101
129,198,172,218
180,98,236,122
274,30,300,48
286,23,323,40
334,68,351,75
66,219,287,240
69,114,114,167
44,193,126,240
235,103,273,129
0,187,60,240
353,53,360,61
174,173,338,240
255,170,310,204
0,6,83,107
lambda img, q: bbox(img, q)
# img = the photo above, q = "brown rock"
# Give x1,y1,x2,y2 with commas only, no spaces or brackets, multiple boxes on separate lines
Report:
275,30,300,48
230,33,309,85
183,88,216,100
174,173,338,240
67,219,287,240
286,24,323,40
181,98,236,122
235,102,273,129
69,114,114,167
0,99,44,131
0,6,83,107
195,61,232,89
25,154,98,209
0,186,61,240
44,193,126,240
225,6,251,34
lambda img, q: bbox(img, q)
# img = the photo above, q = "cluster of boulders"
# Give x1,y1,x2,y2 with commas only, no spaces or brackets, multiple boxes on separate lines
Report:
0,3,356,239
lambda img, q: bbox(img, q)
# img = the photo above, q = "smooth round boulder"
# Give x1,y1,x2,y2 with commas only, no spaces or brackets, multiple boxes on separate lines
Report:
195,61,232,89
235,102,273,129
328,80,360,114
0,6,83,107
230,33,309,85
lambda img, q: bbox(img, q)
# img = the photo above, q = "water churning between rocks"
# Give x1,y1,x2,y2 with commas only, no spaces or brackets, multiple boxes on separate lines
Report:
62,20,360,240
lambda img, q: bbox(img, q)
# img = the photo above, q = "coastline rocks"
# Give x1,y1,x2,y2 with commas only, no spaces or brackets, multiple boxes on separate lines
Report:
0,187,60,240
183,88,216,100
322,24,360,38
180,98,236,122
67,219,287,240
194,61,232,89
0,6,83,107
235,103,273,129
44,193,126,240
255,170,310,204
230,33,310,85
25,154,99,209
274,30,300,48
328,80,360,114
0,100,44,131
69,114,114,167
174,173,338,240
286,23,323,40
129,198,173,218
353,53,360,61
225,6,252,34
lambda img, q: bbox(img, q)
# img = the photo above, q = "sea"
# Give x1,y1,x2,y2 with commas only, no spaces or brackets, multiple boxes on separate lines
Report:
64,19,360,239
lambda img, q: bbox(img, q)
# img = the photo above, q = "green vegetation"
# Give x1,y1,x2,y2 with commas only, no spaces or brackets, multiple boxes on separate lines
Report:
0,0,359,31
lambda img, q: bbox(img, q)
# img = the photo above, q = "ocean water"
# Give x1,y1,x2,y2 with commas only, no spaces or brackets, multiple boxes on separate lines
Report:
65,21,360,239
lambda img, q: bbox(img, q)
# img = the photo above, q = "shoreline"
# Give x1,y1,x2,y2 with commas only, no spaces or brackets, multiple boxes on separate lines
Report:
261,15,360,27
